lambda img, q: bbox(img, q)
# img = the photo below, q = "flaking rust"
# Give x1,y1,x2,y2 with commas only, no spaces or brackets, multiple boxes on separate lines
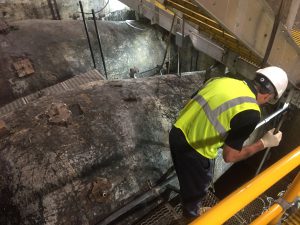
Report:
0,74,204,225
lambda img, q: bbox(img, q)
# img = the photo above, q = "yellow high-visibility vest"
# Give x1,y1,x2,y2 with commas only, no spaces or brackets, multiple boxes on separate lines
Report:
174,77,261,159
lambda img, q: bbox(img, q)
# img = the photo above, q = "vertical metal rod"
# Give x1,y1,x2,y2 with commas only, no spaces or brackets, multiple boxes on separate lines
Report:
92,9,108,79
179,18,185,76
79,1,96,69
52,0,61,20
167,47,171,74
255,113,286,176
177,47,180,76
255,89,294,175
190,50,194,72
261,0,285,67
195,51,199,71
47,0,56,20
159,14,176,75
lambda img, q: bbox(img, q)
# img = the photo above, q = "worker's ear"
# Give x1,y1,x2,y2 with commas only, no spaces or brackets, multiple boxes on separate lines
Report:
257,93,274,104
261,93,276,104
262,93,271,101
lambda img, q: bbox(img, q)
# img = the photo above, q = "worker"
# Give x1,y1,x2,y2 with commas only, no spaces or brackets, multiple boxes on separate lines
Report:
169,66,288,220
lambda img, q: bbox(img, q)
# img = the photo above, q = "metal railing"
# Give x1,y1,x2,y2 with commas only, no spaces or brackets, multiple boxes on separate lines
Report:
79,1,108,79
190,146,300,225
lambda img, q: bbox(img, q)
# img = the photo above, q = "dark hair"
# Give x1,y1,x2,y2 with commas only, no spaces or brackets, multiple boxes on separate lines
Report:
254,74,276,96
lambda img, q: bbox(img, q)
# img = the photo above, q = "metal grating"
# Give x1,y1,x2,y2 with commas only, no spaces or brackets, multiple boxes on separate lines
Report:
225,197,268,225
225,174,295,225
135,190,221,225
291,29,300,47
282,208,300,225
0,69,104,117
135,172,296,225
138,202,180,225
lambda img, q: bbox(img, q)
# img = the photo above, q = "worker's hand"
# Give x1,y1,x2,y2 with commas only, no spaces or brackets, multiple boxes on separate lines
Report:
260,128,282,148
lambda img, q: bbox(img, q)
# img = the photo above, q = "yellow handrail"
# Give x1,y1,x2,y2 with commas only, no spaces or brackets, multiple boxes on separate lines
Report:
250,172,300,225
190,146,300,225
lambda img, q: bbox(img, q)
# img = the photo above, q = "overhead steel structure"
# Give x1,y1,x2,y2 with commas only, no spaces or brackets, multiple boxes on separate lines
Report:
119,0,300,87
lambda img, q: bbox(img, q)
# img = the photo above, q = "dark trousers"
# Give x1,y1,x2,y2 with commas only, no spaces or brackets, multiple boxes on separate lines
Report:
169,126,212,217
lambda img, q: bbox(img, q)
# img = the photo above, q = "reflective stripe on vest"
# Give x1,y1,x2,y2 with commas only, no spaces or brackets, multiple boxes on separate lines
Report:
193,94,257,138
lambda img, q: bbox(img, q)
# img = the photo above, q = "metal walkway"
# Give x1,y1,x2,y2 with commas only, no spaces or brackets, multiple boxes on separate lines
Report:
283,208,300,225
134,190,221,225
291,29,300,47
0,69,105,117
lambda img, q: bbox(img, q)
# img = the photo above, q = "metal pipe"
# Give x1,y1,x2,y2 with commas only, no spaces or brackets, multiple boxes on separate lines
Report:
47,0,56,20
250,172,300,225
190,146,300,225
255,89,294,175
269,172,300,224
261,0,285,67
254,102,289,130
190,51,193,71
158,14,176,75
250,204,282,225
195,51,199,71
52,0,61,20
97,174,177,225
177,46,180,76
255,112,287,175
92,9,108,79
179,17,185,76
79,1,96,69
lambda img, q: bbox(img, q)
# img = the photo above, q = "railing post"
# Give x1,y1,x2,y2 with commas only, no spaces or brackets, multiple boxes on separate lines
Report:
261,0,285,67
79,1,96,69
92,9,108,79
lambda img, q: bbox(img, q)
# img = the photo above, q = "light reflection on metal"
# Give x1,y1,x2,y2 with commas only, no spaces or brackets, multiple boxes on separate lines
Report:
254,102,289,130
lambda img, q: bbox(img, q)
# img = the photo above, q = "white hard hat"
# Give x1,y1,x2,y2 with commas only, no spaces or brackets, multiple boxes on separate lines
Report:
256,66,288,99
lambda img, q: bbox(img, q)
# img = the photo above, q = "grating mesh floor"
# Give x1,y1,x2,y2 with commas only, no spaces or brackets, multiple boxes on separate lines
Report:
133,173,295,225
135,190,221,225
282,208,300,225
0,69,104,117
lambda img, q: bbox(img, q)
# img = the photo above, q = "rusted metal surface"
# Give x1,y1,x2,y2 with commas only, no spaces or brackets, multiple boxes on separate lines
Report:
0,74,205,225
44,102,72,125
13,58,34,78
